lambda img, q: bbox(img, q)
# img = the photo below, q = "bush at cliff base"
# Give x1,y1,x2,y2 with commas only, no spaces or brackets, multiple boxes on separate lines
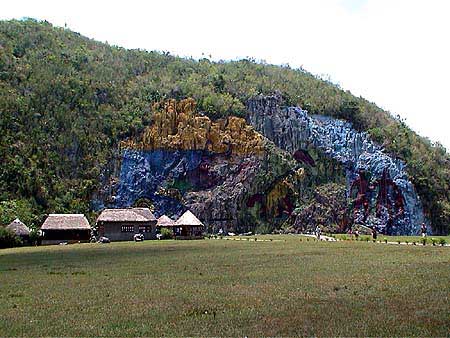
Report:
160,228,173,240
0,227,22,249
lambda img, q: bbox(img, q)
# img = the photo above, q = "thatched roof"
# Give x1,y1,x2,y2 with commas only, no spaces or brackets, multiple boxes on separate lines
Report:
7,219,31,236
97,208,156,223
176,210,203,226
157,215,175,227
41,214,91,230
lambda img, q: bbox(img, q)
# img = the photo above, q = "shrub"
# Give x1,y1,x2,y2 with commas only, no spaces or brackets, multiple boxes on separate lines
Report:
384,238,388,244
0,227,22,249
160,227,173,240
431,238,437,246
439,238,447,246
255,223,273,235
420,238,427,246
29,230,41,246
397,240,401,244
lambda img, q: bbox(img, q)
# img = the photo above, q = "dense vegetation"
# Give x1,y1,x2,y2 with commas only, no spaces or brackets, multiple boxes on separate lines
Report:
0,19,448,233
0,226,22,248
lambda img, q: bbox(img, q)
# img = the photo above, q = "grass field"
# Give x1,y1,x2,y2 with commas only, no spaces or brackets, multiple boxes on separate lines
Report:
1,237,449,336
331,234,450,244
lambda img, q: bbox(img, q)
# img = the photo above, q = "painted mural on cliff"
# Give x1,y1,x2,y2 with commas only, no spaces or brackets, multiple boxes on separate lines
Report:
94,97,426,235
93,99,303,232
247,94,426,235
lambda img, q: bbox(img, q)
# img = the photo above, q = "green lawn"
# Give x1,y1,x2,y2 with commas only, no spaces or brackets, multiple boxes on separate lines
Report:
1,238,449,336
331,234,450,244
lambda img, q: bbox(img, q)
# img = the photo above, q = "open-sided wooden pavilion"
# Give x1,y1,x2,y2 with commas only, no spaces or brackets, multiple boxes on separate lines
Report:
174,210,204,239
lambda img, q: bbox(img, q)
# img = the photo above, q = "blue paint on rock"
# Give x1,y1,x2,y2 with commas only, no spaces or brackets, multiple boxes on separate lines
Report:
247,95,426,235
112,149,204,217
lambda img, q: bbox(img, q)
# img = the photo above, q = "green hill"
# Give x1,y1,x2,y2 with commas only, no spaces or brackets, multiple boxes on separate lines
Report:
0,18,448,233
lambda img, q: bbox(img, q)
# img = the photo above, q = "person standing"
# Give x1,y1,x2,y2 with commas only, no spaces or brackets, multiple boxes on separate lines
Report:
315,225,321,241
371,227,377,241
421,222,427,238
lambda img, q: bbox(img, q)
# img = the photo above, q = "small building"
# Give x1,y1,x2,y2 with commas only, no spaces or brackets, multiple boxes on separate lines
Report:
157,215,175,228
156,215,176,237
7,219,31,244
41,214,91,245
174,210,204,239
97,208,157,241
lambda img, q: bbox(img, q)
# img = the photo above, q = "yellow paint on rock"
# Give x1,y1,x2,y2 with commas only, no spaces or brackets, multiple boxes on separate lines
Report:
121,98,265,155
266,168,305,216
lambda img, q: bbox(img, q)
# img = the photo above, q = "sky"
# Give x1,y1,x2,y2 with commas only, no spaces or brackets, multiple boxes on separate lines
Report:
1,0,449,149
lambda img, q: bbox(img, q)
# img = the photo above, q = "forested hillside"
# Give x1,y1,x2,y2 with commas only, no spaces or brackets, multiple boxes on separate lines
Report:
0,19,448,233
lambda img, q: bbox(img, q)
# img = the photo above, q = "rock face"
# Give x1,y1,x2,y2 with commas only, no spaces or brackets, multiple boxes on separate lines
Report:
94,96,426,235
93,99,303,233
247,94,426,235
120,98,264,155
291,183,348,233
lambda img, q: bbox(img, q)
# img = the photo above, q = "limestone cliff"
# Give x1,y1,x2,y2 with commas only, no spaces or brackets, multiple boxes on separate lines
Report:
121,99,264,155
94,99,303,232
94,96,426,235
247,94,426,235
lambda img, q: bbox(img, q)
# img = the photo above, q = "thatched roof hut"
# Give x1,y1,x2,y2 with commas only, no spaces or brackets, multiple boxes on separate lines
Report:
173,210,203,239
41,214,91,245
96,208,157,241
41,214,91,230
176,210,203,227
7,219,31,237
97,208,156,223
157,215,175,227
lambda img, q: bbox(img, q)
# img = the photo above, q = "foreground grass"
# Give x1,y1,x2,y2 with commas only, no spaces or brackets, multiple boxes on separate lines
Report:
332,234,450,244
1,238,449,336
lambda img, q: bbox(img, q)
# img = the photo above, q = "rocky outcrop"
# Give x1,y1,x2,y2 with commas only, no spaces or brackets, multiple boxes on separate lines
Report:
291,183,348,233
93,99,303,232
120,98,264,155
247,94,426,235
94,96,425,235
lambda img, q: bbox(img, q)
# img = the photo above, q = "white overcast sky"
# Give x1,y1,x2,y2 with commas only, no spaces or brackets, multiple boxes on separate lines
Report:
2,0,449,149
